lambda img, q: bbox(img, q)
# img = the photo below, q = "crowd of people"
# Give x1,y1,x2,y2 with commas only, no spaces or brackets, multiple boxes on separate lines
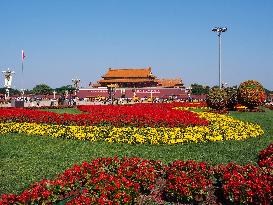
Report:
0,94,206,107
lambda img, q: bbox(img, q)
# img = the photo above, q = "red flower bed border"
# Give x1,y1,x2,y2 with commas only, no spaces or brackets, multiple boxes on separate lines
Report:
0,104,208,127
214,163,272,204
1,144,273,205
258,143,273,172
165,160,213,203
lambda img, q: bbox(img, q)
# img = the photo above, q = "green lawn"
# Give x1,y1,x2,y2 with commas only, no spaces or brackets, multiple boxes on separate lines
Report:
0,108,272,195
230,108,273,136
43,108,82,114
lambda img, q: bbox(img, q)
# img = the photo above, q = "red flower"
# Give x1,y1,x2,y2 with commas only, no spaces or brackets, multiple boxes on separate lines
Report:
0,103,208,128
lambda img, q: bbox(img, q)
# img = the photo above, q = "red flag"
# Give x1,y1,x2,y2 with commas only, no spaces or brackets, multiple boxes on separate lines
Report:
22,50,26,61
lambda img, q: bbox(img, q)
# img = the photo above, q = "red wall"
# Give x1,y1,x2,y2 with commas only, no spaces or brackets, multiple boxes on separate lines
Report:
78,88,188,99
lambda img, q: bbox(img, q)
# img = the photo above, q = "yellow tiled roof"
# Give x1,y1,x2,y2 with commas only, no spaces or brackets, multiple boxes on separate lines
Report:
102,67,154,78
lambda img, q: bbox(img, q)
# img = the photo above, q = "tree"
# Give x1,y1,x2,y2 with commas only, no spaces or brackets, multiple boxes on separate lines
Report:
0,88,21,96
0,88,5,95
55,85,75,95
32,84,53,95
23,89,33,95
264,88,273,95
190,83,210,95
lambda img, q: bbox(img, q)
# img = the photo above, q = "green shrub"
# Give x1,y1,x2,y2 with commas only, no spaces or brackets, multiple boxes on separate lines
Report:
225,87,238,110
206,87,228,110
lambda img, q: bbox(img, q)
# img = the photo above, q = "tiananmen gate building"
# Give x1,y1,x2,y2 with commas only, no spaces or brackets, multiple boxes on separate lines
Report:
77,67,188,99
97,67,158,88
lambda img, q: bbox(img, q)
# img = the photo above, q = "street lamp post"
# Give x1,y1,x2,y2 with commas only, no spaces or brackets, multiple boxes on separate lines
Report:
66,86,75,106
107,84,116,104
187,86,192,102
2,68,15,99
212,27,227,88
72,78,81,95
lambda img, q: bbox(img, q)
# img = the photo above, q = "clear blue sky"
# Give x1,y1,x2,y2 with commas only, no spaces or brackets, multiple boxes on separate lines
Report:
1,0,273,90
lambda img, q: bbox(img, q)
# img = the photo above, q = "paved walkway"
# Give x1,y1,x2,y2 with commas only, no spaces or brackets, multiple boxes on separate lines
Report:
0,99,138,108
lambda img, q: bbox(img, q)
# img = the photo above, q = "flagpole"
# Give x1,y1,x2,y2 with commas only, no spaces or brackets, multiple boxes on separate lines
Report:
21,60,23,98
21,60,23,84
21,50,25,98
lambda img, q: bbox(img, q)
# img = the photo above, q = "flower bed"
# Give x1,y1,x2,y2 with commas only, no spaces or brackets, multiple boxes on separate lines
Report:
0,104,270,204
234,104,265,112
171,102,208,110
1,150,272,204
258,143,273,172
0,105,208,127
173,102,207,108
235,104,248,111
0,105,264,144
165,160,213,203
0,109,264,144
0,157,165,205
214,163,272,204
0,104,264,144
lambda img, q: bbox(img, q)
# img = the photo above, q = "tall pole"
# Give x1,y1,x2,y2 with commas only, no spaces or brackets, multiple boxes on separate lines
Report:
218,32,221,88
2,68,15,99
212,27,227,88
21,61,24,92
21,50,26,96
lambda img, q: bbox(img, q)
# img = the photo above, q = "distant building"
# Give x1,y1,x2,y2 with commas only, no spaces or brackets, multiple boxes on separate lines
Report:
156,78,184,88
93,67,184,88
79,67,187,99
95,67,158,88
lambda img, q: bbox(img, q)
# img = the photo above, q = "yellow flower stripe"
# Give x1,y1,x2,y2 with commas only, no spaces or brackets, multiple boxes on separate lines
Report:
0,111,264,144
197,112,264,141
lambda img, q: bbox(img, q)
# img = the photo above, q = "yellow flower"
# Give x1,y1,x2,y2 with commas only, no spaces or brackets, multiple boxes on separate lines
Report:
0,110,264,145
